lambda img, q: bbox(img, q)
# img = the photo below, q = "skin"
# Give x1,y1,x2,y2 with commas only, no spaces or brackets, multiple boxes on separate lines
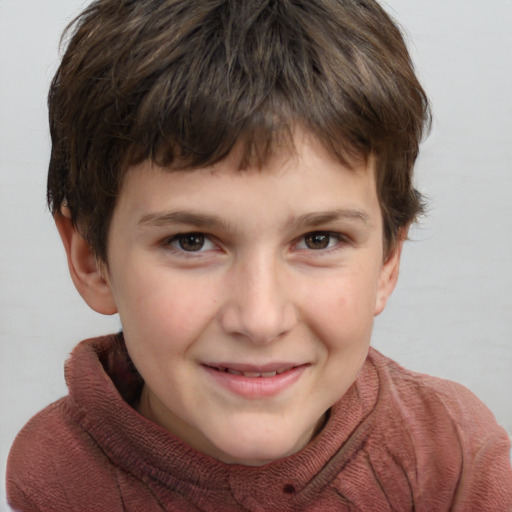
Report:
56,129,403,466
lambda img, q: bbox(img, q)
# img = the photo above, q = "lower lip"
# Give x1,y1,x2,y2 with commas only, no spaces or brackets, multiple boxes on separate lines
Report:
203,365,308,399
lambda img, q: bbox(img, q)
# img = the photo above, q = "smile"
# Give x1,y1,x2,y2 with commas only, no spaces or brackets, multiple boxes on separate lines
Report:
202,363,309,398
206,365,296,378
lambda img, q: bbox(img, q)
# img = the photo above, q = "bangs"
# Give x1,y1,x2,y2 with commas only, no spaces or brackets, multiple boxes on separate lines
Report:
118,1,384,173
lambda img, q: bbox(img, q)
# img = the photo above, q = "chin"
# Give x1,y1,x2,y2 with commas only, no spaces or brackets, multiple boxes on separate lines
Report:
218,446,295,467
209,425,311,466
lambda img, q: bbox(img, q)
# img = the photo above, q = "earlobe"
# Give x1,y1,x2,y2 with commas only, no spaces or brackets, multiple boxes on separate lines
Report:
55,207,118,315
374,234,405,317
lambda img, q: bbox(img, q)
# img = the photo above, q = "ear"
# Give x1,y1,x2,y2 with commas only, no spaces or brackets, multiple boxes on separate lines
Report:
374,232,406,317
55,207,118,315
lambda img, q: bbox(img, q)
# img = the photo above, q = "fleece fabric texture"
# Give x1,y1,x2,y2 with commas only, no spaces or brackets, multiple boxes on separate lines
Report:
6,333,512,511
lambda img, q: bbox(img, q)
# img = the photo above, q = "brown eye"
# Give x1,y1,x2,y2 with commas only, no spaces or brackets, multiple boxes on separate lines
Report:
304,232,331,250
177,233,205,251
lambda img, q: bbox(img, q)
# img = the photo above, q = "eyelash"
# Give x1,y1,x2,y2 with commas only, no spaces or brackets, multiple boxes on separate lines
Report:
162,231,348,257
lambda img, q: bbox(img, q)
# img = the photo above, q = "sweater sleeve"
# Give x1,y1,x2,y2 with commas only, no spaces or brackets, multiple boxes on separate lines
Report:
436,380,512,512
6,399,125,512
6,406,71,512
379,356,512,512
5,482,42,512
452,427,512,512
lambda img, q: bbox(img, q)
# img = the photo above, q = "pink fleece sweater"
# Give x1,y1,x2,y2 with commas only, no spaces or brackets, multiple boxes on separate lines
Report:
7,334,512,511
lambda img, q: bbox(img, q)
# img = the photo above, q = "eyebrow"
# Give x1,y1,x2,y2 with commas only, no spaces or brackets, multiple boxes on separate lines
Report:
138,208,371,231
290,209,372,230
138,211,232,230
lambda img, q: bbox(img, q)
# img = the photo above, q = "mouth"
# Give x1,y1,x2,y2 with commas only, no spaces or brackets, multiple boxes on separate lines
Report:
204,364,299,378
202,363,309,398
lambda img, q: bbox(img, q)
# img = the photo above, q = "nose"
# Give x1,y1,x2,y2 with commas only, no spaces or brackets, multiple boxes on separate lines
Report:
219,253,298,345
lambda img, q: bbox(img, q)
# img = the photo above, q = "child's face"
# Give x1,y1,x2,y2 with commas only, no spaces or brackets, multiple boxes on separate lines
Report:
96,130,400,465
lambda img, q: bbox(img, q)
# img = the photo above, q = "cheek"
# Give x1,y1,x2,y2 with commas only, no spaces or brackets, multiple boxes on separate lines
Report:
301,272,378,349
115,268,221,346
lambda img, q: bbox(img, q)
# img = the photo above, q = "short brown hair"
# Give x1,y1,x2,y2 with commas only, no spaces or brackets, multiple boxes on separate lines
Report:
47,0,430,261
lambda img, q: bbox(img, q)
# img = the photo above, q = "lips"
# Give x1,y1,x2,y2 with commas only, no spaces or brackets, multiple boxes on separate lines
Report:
203,363,308,398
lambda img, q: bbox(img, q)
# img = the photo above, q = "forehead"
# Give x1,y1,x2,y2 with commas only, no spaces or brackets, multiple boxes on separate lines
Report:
113,132,380,232
134,130,376,188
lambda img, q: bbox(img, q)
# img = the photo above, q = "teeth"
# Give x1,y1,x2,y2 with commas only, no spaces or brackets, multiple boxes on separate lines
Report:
219,367,284,378
243,371,263,378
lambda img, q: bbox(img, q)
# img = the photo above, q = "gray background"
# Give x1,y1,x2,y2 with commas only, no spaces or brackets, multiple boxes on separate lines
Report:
1,0,511,507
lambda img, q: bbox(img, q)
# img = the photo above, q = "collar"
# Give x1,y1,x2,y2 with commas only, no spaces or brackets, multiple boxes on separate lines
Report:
65,333,382,509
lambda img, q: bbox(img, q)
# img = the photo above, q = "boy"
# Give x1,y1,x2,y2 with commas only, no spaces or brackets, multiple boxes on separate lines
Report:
6,0,512,510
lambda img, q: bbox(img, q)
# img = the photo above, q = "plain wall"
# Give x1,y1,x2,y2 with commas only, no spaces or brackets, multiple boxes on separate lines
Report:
1,0,511,507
